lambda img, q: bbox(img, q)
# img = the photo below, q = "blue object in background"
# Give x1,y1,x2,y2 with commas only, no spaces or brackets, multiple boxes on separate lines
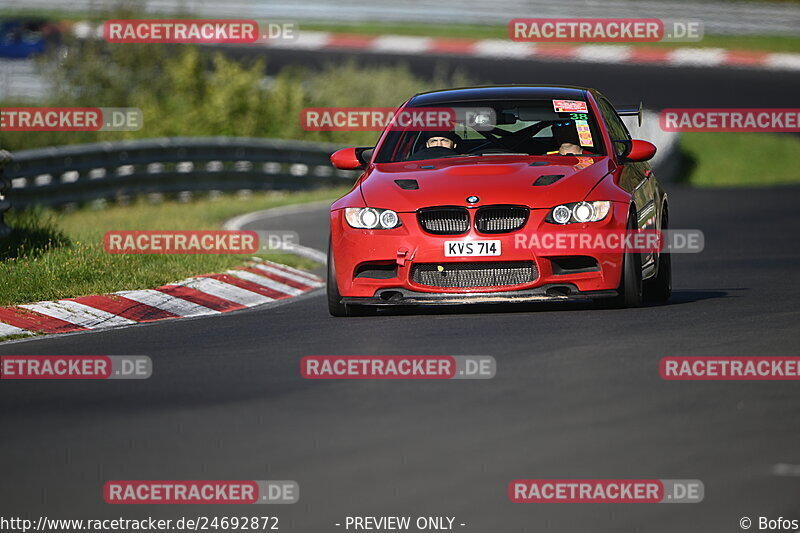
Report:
0,20,60,59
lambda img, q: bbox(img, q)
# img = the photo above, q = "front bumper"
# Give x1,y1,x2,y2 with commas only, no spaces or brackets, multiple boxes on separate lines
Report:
341,286,618,306
330,202,629,301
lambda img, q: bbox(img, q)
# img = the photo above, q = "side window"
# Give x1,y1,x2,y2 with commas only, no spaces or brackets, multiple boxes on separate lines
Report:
598,98,631,142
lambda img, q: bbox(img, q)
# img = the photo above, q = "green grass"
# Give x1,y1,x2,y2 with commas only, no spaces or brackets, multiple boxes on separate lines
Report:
680,132,800,187
0,187,348,307
0,332,39,342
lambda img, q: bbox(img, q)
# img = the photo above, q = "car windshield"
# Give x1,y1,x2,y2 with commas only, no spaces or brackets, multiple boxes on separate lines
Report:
374,99,606,163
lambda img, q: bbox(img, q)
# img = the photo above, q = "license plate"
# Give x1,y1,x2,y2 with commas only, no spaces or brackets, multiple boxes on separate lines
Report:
444,240,501,257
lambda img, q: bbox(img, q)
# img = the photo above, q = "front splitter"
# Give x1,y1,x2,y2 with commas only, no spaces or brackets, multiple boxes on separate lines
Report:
340,286,618,306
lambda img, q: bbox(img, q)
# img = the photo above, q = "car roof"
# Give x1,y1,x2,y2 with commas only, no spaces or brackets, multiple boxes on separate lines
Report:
408,85,591,106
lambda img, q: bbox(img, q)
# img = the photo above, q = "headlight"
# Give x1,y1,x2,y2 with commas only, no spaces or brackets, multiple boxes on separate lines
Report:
573,202,594,223
379,210,399,228
552,205,572,224
547,201,611,224
345,208,402,229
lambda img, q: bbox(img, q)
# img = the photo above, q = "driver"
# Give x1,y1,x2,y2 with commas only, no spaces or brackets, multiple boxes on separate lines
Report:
424,131,460,151
406,131,462,161
548,121,587,156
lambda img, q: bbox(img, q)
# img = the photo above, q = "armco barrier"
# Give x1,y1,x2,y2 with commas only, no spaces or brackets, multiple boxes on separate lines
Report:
4,137,358,209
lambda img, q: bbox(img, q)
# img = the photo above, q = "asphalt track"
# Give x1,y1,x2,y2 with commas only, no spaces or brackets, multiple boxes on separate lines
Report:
2,182,800,531
226,47,800,109
2,49,800,532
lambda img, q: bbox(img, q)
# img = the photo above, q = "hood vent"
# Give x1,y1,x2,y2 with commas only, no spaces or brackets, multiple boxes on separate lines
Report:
395,179,419,190
533,174,564,186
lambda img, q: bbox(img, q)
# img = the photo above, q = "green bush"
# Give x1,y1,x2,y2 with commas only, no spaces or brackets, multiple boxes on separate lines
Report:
0,40,473,151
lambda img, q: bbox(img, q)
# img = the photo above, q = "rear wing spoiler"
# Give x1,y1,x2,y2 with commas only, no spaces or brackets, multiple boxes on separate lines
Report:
615,102,643,127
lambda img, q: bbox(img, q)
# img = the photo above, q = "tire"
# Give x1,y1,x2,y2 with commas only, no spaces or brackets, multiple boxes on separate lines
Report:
327,239,349,316
327,239,376,317
607,210,643,309
644,206,672,303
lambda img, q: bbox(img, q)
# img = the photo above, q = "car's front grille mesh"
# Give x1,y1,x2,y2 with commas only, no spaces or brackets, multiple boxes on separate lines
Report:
476,206,529,233
411,261,538,288
418,205,529,234
417,207,469,235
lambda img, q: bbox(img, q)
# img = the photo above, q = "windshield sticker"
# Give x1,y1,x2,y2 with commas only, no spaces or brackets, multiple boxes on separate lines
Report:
553,100,588,113
575,119,594,147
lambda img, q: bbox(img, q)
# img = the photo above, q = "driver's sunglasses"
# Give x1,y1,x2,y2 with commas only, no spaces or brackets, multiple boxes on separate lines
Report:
553,121,574,127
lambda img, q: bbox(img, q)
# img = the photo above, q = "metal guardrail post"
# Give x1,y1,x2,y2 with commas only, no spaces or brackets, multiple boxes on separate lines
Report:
0,149,12,239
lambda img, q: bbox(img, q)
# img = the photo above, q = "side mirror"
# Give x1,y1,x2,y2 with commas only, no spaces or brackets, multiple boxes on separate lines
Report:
612,140,632,159
330,147,373,170
624,139,657,162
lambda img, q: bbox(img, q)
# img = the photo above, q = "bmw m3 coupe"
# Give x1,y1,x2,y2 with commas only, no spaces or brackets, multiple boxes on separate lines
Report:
327,85,670,316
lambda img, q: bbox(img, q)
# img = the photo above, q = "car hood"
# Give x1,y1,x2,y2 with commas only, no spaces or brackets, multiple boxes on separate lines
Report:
359,156,614,212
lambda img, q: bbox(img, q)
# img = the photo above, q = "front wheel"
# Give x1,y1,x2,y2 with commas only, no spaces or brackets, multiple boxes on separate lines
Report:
644,207,672,303
607,211,643,308
327,239,376,317
327,240,349,316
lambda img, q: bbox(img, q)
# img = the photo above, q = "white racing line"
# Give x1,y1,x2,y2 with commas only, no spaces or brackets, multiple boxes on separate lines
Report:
772,464,800,477
222,200,330,265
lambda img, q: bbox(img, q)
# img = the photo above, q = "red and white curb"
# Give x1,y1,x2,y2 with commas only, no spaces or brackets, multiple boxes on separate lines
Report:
0,258,323,339
258,32,800,71
69,22,800,72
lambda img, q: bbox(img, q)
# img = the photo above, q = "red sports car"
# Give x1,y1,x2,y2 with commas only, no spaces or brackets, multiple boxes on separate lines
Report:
327,85,670,316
